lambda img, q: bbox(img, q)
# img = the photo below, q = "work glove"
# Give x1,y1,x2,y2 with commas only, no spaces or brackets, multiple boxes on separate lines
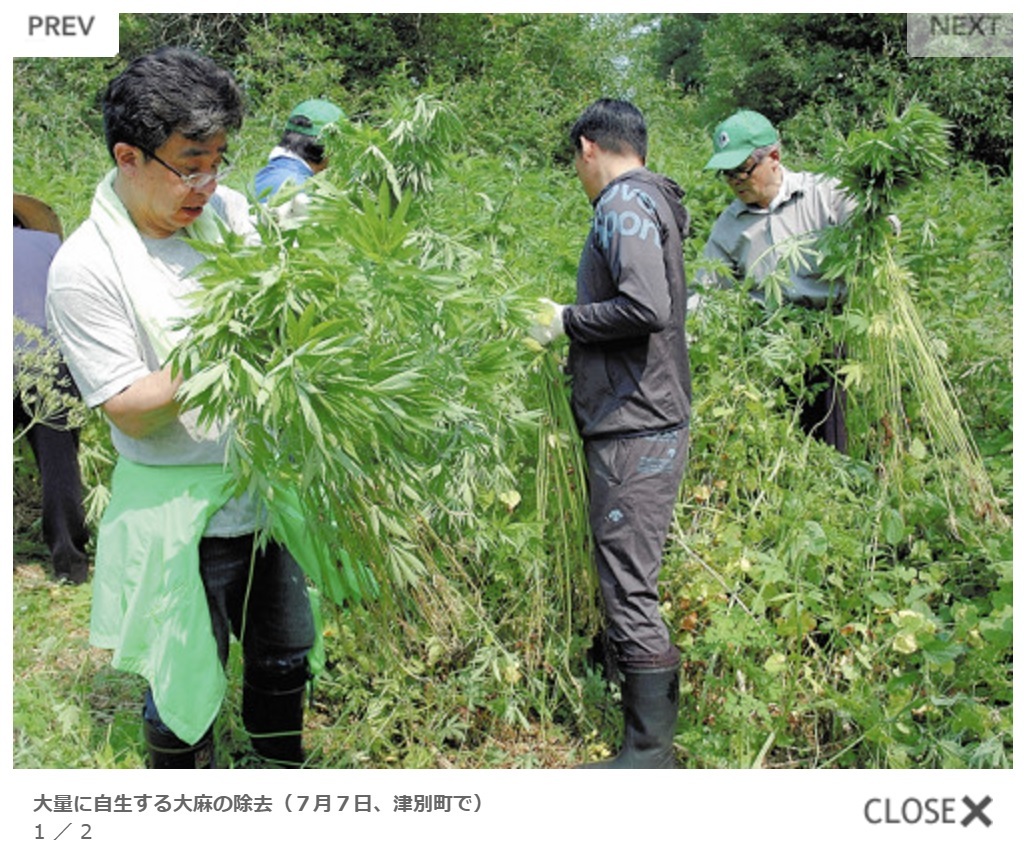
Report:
527,298,567,346
887,214,902,237
274,192,311,228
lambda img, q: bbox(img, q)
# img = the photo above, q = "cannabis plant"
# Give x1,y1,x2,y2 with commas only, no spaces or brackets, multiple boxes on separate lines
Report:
821,101,1007,530
171,95,601,739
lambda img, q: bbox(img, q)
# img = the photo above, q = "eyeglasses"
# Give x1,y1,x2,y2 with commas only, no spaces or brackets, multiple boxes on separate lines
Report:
721,154,765,182
139,147,233,189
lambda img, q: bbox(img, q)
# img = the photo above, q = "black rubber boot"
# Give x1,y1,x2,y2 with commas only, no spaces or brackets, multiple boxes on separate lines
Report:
243,661,308,767
143,720,215,769
586,666,680,769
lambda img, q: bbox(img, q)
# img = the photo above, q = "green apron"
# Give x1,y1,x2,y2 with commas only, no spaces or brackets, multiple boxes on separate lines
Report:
91,458,323,745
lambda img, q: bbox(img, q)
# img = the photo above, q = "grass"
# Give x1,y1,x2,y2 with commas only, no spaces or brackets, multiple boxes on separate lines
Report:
13,561,144,769
12,494,596,770
11,556,599,769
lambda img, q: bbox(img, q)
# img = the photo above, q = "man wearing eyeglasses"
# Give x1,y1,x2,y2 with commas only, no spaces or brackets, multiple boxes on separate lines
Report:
46,47,316,769
697,110,856,453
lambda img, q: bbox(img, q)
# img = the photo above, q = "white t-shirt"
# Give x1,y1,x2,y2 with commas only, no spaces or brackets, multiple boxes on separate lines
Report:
46,185,258,536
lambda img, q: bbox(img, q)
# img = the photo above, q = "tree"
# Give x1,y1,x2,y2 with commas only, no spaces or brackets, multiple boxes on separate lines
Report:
649,13,1012,171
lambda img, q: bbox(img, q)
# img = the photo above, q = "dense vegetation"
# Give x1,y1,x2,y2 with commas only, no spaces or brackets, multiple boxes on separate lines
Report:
651,13,1013,171
13,13,1012,769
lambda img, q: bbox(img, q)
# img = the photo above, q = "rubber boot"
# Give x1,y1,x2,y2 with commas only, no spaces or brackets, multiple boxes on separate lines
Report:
143,720,215,769
243,661,308,767
586,666,680,769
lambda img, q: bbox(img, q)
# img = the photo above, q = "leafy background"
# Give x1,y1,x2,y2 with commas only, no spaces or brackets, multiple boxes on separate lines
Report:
12,13,1012,769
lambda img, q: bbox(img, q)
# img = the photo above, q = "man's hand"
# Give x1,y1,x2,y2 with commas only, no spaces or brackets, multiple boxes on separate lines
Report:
527,298,566,346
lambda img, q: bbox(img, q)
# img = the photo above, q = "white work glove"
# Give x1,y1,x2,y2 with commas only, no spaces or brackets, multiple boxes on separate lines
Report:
271,191,311,228
528,298,567,346
887,214,902,237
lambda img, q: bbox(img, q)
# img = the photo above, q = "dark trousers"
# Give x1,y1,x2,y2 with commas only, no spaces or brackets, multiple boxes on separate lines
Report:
585,427,688,669
144,534,315,740
13,365,89,583
799,344,848,454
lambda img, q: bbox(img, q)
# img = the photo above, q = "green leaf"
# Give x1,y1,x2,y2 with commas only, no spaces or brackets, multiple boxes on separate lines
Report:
891,631,918,654
920,638,965,667
880,507,906,546
800,521,828,556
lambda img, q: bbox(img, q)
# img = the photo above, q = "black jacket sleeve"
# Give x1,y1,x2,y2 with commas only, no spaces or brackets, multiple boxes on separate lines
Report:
563,182,672,343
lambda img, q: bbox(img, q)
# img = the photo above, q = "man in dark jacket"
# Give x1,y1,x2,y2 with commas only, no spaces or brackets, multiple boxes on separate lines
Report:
530,99,691,768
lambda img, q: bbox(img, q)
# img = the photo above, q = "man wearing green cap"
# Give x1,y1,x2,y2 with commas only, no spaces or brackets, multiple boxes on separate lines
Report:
697,109,856,452
255,98,345,207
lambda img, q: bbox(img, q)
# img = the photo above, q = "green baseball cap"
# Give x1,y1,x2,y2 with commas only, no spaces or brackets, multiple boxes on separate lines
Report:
703,110,778,171
284,99,345,138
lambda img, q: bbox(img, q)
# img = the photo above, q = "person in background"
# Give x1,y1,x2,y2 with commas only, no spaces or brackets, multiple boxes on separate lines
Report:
14,192,90,585
254,98,345,219
530,99,691,768
46,47,316,769
696,109,859,453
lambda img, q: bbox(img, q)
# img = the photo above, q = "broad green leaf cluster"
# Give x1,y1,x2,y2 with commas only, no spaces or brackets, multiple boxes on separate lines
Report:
13,14,1011,769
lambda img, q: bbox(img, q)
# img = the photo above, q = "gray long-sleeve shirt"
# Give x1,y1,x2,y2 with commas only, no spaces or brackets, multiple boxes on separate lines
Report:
698,168,856,308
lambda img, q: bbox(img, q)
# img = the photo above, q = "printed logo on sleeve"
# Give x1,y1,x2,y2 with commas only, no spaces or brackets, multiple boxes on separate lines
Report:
594,185,661,251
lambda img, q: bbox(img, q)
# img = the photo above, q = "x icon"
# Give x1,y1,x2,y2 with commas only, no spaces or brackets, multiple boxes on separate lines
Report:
961,795,993,828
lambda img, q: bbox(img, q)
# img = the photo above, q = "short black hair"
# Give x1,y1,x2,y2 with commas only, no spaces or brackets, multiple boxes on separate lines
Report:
569,99,647,163
102,46,244,159
277,129,328,166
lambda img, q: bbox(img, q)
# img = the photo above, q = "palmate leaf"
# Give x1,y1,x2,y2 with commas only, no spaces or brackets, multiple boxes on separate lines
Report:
827,100,950,219
822,100,1007,530
170,181,520,604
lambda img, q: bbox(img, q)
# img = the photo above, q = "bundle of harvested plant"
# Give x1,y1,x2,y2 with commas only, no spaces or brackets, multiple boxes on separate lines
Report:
169,97,602,707
821,101,1007,529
